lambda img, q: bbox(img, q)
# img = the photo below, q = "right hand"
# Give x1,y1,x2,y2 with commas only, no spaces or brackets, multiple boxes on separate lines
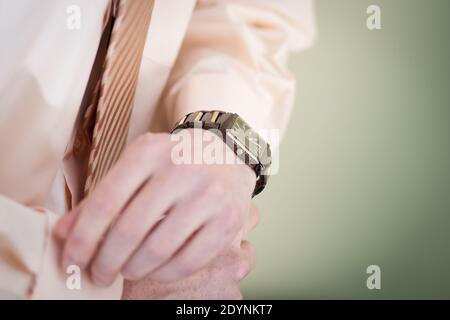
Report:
121,203,260,300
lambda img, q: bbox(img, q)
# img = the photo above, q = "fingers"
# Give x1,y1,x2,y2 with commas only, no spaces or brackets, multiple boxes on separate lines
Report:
231,202,260,247
121,188,227,280
244,203,260,235
236,240,256,280
53,207,80,240
56,131,259,287
59,134,167,269
89,169,194,286
149,208,241,283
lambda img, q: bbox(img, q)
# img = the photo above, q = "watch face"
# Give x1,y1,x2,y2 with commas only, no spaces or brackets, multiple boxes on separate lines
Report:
227,116,270,167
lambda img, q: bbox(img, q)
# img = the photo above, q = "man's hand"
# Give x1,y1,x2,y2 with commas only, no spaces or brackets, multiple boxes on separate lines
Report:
122,241,255,300
122,204,259,300
54,129,256,287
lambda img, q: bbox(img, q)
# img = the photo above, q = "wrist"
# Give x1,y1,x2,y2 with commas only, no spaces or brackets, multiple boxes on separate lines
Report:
171,110,271,197
184,128,256,194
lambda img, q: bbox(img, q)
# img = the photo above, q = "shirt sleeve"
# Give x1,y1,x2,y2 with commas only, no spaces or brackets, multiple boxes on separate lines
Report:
163,0,316,140
0,196,123,299
0,0,122,299
0,196,47,298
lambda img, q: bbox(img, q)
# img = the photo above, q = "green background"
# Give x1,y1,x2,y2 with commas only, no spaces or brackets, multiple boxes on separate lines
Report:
242,0,450,299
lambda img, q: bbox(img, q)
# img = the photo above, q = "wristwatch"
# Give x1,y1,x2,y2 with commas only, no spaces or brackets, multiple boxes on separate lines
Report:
171,110,272,197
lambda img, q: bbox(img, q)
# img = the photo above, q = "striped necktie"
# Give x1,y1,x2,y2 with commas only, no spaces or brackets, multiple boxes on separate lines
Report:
84,0,154,193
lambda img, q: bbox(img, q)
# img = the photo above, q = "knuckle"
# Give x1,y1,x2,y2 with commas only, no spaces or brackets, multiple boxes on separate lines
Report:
173,162,201,180
193,162,208,175
169,161,189,177
138,132,155,146
86,195,110,219
187,164,208,181
135,133,160,155
143,133,167,149
204,180,227,200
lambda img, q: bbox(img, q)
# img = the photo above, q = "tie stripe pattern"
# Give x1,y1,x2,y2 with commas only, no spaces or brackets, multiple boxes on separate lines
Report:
84,0,154,193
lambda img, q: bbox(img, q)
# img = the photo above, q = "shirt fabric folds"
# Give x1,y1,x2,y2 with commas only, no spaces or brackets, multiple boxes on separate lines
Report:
0,0,315,299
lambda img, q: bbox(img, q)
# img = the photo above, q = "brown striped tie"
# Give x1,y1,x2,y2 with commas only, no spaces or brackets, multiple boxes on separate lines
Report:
84,0,154,193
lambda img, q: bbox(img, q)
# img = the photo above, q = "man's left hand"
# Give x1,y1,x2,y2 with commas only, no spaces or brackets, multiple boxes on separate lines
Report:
54,129,256,287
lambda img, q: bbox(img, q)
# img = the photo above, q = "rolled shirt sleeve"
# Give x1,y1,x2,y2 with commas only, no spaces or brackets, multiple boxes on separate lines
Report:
163,0,316,139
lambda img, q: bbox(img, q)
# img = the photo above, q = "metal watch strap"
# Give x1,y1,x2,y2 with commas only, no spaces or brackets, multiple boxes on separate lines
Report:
171,110,270,197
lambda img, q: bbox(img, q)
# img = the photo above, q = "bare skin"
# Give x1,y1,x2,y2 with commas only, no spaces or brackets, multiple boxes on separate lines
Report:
122,204,259,299
54,129,256,287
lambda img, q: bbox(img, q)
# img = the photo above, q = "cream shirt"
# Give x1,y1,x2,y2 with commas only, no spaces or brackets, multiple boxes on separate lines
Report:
0,0,315,299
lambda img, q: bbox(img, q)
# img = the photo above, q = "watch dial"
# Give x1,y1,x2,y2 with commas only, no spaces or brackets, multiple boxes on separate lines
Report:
229,117,265,160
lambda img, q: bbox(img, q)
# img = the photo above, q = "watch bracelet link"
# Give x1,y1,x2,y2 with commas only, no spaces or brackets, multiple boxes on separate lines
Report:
171,110,270,197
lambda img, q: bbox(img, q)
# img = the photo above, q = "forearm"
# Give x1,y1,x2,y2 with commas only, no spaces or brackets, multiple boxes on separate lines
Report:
163,0,316,139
